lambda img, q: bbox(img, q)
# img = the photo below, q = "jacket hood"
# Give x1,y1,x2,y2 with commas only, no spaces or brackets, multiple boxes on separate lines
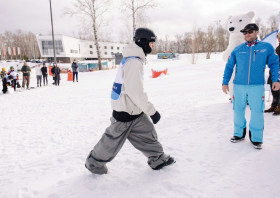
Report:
123,42,145,62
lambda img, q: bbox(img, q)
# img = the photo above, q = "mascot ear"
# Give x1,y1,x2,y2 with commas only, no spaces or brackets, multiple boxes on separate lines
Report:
247,11,256,18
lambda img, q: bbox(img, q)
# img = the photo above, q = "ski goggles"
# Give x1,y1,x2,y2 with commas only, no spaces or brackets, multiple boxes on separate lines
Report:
242,30,254,35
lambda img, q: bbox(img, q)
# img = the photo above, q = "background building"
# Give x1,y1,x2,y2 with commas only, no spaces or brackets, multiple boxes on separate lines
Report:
36,34,126,63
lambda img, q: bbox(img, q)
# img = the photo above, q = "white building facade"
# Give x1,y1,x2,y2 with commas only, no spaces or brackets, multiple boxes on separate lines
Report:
36,34,126,63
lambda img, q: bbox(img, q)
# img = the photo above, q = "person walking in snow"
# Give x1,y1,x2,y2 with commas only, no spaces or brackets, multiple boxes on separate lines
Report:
71,59,79,82
264,32,280,116
41,62,48,86
21,61,31,89
35,64,42,87
222,23,280,149
85,28,175,175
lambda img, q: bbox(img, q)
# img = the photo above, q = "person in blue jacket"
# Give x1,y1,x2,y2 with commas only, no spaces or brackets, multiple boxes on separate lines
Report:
222,23,280,149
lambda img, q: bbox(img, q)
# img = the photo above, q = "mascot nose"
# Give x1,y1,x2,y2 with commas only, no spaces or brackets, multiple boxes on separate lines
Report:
229,27,235,31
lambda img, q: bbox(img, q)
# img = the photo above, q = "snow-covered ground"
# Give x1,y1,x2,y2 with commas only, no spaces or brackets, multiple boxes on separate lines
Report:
1,53,279,198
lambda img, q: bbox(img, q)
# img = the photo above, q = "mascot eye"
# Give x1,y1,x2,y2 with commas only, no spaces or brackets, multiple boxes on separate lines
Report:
230,22,232,23
239,20,242,22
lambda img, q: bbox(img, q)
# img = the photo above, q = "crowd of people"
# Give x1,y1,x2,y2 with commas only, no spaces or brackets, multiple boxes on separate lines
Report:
1,60,79,93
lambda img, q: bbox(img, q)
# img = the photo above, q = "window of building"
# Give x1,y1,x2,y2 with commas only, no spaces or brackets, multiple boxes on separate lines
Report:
70,49,78,54
90,51,93,54
105,52,107,55
89,45,93,48
42,40,64,55
104,46,107,49
111,52,114,55
117,47,119,50
111,46,113,50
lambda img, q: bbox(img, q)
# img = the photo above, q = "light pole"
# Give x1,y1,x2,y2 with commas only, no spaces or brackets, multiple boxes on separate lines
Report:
49,0,56,64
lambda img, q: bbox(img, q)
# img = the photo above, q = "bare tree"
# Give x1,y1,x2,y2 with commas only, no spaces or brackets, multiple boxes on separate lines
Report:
64,0,112,70
119,16,134,43
164,34,170,52
175,34,182,53
205,25,215,59
267,15,278,32
190,27,200,64
256,17,267,40
121,0,158,34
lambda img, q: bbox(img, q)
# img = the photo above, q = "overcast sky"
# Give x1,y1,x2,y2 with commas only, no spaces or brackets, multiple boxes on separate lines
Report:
1,0,280,42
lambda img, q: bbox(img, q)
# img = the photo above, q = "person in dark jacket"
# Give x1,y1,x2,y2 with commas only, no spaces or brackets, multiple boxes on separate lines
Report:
71,59,79,82
21,61,31,89
41,62,48,86
51,64,56,85
265,32,280,115
54,65,61,86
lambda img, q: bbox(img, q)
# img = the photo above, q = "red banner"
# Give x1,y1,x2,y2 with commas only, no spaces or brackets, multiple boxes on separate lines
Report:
13,47,16,56
3,47,6,56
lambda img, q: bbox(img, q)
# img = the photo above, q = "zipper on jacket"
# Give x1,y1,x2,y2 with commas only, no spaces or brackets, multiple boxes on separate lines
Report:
253,50,256,61
248,46,252,85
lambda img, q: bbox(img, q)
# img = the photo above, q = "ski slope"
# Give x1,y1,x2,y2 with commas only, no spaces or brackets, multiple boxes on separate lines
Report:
0,53,279,198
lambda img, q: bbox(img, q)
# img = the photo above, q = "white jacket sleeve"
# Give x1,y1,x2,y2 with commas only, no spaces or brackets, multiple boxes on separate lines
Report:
122,59,156,116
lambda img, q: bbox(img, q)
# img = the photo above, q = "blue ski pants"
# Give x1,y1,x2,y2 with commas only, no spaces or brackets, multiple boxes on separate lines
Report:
233,84,265,143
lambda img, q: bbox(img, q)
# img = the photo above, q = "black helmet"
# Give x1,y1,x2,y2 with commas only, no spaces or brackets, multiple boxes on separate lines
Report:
134,28,157,55
134,28,157,42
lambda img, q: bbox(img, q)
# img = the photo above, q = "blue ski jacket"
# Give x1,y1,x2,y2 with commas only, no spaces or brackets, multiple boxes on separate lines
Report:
223,40,280,85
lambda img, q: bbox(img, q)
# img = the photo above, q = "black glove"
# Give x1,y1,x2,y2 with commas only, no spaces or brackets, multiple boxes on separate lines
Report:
150,111,161,124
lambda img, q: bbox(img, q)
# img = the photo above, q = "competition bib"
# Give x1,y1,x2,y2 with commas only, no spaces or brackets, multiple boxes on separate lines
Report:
111,56,142,100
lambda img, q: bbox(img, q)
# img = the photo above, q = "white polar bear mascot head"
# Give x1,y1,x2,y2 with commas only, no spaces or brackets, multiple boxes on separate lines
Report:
222,11,256,62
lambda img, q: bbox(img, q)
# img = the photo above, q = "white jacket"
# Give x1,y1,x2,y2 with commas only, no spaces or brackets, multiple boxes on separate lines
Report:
35,66,42,75
9,71,17,79
111,42,156,116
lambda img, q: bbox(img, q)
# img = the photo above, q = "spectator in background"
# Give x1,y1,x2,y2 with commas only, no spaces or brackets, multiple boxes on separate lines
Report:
21,61,31,89
35,64,42,87
2,74,11,94
54,64,61,86
9,66,17,91
51,64,56,85
265,32,280,116
71,59,79,82
1,68,6,79
41,62,48,86
1,68,8,93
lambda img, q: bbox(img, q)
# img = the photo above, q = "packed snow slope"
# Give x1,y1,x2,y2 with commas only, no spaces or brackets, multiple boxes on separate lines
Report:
1,54,280,198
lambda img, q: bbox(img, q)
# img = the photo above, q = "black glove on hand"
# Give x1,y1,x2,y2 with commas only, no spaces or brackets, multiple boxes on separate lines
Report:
150,111,161,124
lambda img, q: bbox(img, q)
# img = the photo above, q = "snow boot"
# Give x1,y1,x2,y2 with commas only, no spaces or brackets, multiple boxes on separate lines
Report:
85,164,108,175
252,142,262,149
85,153,108,175
248,130,263,149
152,157,176,170
230,127,246,143
264,105,276,113
272,106,280,116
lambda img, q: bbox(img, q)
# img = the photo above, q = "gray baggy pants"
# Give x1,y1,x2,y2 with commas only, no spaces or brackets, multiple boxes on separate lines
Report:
36,75,42,86
85,114,169,174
